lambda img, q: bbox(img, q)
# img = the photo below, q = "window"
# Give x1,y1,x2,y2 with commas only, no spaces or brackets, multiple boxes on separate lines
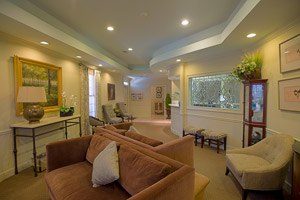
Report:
88,69,96,117
189,74,240,110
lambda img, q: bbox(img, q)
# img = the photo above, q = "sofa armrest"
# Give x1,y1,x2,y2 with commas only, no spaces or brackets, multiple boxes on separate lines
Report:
113,122,133,130
154,136,194,167
46,136,92,172
128,165,195,200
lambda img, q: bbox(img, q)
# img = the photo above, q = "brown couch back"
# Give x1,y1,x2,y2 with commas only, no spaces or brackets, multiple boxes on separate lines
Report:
94,127,194,167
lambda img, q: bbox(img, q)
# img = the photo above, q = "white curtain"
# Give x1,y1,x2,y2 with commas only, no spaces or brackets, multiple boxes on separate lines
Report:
95,70,102,119
79,65,90,134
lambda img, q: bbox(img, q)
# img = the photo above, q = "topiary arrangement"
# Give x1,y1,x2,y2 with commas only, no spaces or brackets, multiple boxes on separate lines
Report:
232,52,263,81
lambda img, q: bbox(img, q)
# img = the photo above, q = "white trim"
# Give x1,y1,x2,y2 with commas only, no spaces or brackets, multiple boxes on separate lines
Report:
266,128,300,142
187,106,242,115
0,129,12,136
0,161,31,183
186,112,242,124
171,127,182,137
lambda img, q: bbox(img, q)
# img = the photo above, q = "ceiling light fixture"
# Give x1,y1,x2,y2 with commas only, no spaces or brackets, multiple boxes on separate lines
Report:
176,59,181,62
247,33,256,38
107,26,114,31
181,19,190,26
76,56,82,59
40,41,49,45
99,64,103,67
128,48,133,51
159,70,163,72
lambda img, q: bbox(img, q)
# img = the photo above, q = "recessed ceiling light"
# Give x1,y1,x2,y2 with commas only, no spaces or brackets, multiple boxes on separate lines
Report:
159,69,163,72
247,33,256,38
40,41,49,45
76,56,82,59
99,64,103,66
128,48,133,51
181,19,190,26
176,59,181,62
107,26,114,31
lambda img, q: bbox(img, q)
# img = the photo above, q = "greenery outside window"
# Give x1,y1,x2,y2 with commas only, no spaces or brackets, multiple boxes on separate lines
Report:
189,74,240,110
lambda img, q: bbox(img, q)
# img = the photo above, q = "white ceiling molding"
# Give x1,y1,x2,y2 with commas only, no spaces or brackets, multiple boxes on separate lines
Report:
0,0,129,72
150,0,261,68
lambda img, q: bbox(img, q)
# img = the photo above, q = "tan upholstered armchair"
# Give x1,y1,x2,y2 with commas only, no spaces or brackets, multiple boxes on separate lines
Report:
225,134,294,200
102,104,123,124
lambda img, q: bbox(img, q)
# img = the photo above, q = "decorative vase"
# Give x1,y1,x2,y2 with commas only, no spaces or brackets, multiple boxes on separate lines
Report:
23,104,45,123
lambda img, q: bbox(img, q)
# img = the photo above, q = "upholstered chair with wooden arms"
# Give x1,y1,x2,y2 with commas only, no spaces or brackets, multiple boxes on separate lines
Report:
225,134,294,200
102,104,123,124
116,102,136,121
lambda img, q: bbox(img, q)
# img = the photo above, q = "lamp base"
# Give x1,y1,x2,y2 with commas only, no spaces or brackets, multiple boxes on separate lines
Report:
23,104,45,123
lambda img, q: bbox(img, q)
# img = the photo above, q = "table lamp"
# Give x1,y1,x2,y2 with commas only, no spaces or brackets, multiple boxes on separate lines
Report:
17,86,47,123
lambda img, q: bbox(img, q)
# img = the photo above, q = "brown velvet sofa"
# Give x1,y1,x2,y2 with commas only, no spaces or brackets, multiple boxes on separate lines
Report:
94,126,210,200
45,135,195,200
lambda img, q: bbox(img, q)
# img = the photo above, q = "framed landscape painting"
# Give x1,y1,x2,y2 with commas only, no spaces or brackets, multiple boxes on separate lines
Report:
279,34,300,73
278,77,300,112
14,56,62,116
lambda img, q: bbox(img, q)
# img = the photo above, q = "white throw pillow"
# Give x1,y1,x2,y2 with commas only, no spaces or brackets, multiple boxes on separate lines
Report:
91,141,119,187
129,126,141,134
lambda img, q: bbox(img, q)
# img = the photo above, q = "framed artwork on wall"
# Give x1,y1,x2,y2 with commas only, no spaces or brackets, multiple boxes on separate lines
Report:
14,56,62,116
131,93,143,101
279,34,300,73
107,83,115,100
278,77,300,112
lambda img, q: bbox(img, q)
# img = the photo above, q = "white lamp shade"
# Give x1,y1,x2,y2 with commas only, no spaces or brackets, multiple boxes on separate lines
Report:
17,86,47,103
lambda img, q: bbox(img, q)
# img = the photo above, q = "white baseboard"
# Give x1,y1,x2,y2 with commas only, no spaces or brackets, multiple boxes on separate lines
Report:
0,161,31,183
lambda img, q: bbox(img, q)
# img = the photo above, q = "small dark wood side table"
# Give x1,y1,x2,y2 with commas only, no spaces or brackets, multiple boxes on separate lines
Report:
10,115,82,177
292,141,300,200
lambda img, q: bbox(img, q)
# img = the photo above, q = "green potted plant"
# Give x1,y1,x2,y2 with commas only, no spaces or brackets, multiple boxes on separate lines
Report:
165,93,172,119
232,52,263,81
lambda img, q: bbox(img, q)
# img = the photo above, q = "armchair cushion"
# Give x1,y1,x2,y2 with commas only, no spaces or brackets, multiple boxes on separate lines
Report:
226,154,270,177
45,161,130,200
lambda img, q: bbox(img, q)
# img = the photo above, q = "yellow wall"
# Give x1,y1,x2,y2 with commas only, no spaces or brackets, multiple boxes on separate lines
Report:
0,35,81,182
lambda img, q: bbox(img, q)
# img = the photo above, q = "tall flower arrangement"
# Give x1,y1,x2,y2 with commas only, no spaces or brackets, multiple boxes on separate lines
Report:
232,52,263,81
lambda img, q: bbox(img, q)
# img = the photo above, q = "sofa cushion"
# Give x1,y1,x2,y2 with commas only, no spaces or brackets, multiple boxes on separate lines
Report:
45,161,130,200
125,130,163,147
226,154,270,177
105,125,127,135
92,141,119,187
86,135,112,164
118,145,172,195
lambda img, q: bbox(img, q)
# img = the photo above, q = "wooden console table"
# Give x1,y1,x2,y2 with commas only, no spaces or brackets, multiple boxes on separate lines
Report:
10,115,82,177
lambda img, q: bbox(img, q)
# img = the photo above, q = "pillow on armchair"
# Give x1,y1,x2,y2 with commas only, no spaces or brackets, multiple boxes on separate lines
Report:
86,135,113,164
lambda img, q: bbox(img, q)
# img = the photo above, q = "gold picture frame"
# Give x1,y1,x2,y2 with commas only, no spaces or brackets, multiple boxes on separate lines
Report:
14,56,62,116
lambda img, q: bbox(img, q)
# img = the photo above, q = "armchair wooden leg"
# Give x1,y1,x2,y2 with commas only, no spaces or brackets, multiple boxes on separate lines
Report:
242,189,248,200
194,134,198,146
225,167,229,175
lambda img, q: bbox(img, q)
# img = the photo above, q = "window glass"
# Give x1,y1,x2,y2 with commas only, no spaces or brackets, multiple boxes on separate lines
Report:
189,74,240,110
88,69,96,116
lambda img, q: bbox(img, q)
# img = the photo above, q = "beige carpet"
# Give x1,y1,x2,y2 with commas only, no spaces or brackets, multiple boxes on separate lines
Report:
0,121,286,200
